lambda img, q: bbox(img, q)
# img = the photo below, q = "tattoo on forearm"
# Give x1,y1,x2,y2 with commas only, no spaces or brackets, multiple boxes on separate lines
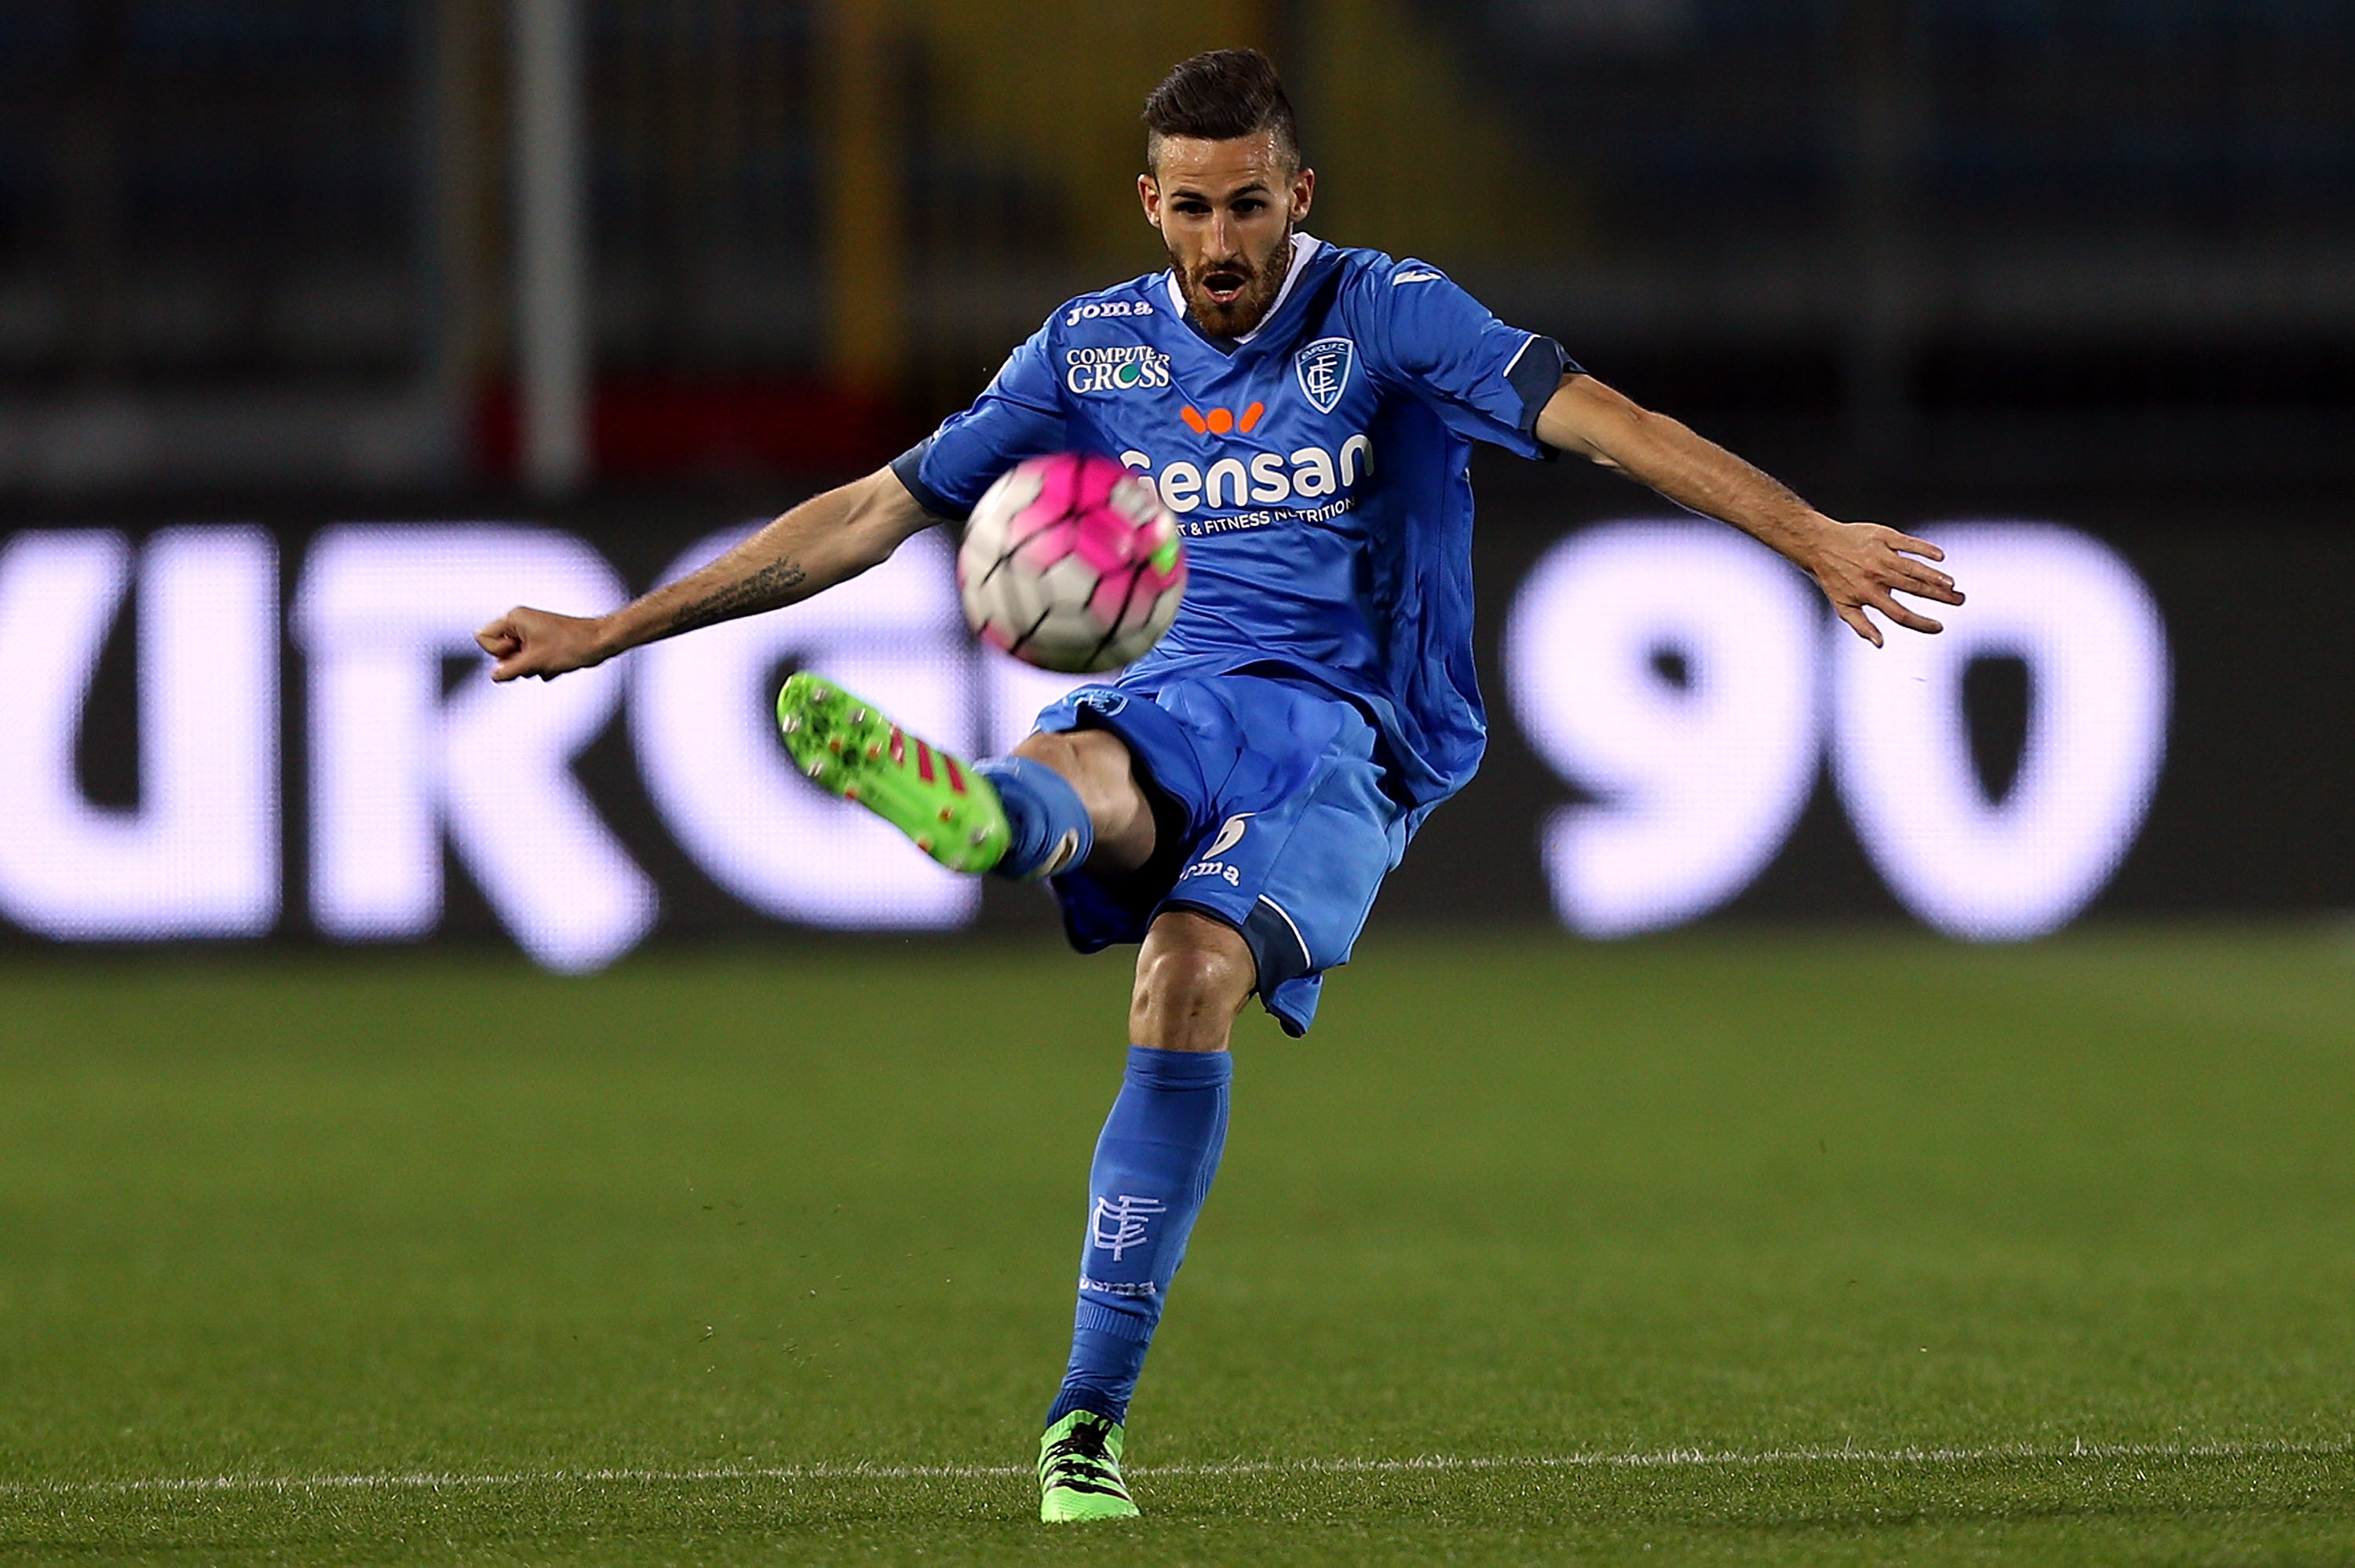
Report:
665,557,809,636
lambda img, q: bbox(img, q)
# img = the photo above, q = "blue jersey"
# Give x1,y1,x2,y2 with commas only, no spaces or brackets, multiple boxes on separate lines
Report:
892,233,1573,822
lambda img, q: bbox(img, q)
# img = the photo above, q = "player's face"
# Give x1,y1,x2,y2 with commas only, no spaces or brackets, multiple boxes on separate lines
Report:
1140,132,1315,339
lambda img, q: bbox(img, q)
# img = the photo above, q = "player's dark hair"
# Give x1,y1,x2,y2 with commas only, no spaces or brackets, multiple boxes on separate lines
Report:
1143,49,1301,173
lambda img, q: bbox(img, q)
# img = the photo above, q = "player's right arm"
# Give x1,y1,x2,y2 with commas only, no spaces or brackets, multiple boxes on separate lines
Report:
479,308,1067,682
475,467,938,681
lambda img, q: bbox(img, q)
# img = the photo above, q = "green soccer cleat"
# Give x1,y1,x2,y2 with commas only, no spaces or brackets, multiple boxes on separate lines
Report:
775,672,1010,874
1037,1410,1139,1523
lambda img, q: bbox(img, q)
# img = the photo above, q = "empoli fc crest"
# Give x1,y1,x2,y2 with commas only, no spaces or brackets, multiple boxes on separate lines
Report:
1295,337,1356,414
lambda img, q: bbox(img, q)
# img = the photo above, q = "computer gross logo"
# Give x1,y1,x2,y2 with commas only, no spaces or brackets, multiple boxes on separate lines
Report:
1064,346,1171,395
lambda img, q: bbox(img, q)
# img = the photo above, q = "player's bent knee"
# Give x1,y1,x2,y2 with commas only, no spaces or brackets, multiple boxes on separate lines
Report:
1011,727,1157,875
1010,727,1120,788
1135,942,1251,1010
1130,913,1256,1052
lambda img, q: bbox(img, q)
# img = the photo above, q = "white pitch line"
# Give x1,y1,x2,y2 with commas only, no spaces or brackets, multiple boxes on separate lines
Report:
2,1439,2346,1501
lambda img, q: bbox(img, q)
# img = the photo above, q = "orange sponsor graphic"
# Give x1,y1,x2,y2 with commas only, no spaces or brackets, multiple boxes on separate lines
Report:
1179,402,1265,436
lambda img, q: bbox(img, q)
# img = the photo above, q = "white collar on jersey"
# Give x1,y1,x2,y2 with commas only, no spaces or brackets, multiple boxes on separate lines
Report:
1163,232,1323,346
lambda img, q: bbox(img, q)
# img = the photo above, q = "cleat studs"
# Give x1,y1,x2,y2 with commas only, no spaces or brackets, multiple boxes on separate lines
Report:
827,737,844,753
850,707,869,724
780,715,801,733
866,744,882,760
805,760,826,780
970,827,990,844
915,834,933,853
937,807,954,822
842,786,859,801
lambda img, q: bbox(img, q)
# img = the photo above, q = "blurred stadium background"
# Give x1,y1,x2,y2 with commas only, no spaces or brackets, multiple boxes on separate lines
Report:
0,0,2350,964
3,6,2353,1559
6,0,2355,492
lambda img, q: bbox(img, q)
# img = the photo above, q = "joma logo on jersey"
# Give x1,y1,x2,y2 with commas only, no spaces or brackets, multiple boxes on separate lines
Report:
1064,298,1154,326
1064,345,1172,394
1295,336,1356,414
1118,436,1374,515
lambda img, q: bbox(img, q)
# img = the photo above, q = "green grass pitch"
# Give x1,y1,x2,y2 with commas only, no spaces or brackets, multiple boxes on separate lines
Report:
2,928,2352,1564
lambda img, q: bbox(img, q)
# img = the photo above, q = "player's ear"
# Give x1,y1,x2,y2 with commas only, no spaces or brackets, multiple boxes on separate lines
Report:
1138,173,1161,228
1289,166,1315,221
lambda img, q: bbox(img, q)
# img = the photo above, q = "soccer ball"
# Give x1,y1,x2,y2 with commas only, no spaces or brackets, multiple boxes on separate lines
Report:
957,451,1187,673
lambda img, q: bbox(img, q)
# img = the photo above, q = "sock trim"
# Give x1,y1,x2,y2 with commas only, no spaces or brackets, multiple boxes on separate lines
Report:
1123,1043,1232,1089
974,756,1094,881
1074,1300,1154,1341
1044,1387,1126,1427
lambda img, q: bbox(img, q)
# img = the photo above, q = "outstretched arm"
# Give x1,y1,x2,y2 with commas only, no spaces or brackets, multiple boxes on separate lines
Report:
476,467,941,680
1534,372,1962,645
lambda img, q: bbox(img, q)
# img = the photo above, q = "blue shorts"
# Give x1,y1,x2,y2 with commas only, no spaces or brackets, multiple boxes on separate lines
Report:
1034,673,1411,1037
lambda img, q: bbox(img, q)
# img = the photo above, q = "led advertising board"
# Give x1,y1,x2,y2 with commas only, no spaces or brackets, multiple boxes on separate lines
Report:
0,509,2322,968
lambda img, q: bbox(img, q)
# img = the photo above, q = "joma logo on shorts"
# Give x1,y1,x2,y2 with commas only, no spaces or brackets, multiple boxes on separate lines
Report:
1116,437,1374,515
1181,818,1250,884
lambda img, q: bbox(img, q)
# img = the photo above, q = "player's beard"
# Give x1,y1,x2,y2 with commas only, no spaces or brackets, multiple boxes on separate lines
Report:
1171,230,1294,339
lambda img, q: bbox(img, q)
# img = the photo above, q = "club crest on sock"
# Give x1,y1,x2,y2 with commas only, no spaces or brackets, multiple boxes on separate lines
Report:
1089,1194,1168,1262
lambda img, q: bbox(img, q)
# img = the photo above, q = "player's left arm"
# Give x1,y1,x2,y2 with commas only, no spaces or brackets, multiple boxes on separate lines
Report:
1535,372,1963,644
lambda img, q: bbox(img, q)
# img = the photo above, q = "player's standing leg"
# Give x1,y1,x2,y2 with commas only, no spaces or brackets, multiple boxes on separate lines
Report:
982,731,1250,1522
1036,910,1248,1522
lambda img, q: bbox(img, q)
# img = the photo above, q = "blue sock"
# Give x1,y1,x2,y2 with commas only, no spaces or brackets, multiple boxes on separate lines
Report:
1046,1045,1232,1428
973,756,1094,880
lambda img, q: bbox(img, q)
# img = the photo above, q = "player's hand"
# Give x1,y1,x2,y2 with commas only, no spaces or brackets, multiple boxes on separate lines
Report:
1805,520,1963,647
475,606,610,681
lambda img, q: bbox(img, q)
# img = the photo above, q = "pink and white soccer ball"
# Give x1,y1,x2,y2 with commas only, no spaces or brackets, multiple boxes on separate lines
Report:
957,451,1187,673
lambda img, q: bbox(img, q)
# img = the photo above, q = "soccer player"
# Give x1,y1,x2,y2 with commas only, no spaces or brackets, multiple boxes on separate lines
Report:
476,49,1962,1522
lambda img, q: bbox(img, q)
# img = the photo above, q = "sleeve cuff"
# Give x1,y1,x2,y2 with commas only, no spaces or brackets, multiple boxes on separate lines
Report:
1506,334,1579,461
889,437,964,520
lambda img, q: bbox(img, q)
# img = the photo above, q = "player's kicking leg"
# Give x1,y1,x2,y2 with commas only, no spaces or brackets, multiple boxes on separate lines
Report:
777,671,1155,881
773,673,1013,872
775,671,1247,1524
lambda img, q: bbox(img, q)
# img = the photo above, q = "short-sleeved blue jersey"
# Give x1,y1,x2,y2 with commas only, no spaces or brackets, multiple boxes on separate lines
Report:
893,233,1573,824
